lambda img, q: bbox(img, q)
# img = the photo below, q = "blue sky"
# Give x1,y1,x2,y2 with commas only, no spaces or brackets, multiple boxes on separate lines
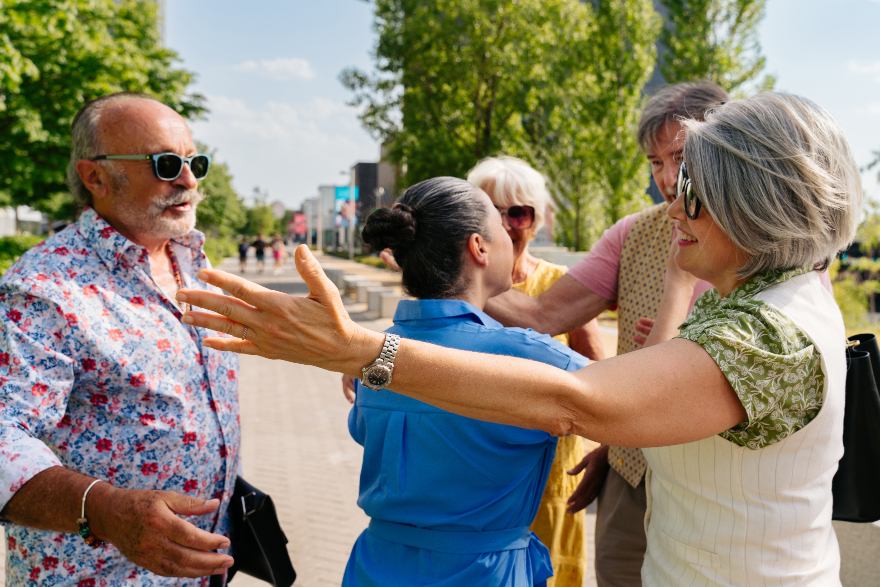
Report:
165,0,880,209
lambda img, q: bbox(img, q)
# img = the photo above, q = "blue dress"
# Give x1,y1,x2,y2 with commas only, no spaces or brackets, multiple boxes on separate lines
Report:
344,299,589,586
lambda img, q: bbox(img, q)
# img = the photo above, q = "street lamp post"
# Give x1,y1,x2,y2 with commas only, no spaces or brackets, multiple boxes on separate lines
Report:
375,186,385,210
348,167,356,259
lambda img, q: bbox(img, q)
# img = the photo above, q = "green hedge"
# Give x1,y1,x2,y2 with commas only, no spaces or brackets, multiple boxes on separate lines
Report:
0,235,44,276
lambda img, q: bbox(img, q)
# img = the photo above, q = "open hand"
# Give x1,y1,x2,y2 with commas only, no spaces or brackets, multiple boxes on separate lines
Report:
177,245,383,374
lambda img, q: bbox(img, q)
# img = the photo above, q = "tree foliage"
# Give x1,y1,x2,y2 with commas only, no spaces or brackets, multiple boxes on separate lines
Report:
0,0,204,215
245,206,278,237
520,0,659,249
343,0,659,250
658,0,774,93
195,144,247,240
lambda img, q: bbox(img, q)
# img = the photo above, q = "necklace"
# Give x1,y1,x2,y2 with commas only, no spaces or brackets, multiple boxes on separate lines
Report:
166,243,191,313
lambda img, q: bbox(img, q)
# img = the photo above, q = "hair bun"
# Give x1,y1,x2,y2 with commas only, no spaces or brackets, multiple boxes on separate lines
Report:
362,204,417,253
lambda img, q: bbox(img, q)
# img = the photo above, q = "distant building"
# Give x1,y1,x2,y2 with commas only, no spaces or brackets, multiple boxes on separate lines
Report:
350,162,379,227
0,206,47,237
377,142,400,206
269,200,287,220
302,185,338,250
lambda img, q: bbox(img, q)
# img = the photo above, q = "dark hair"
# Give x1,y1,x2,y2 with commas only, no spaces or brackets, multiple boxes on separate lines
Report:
637,81,729,152
362,176,489,299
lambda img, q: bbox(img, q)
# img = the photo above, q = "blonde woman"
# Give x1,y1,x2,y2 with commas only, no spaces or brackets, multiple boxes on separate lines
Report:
468,155,604,587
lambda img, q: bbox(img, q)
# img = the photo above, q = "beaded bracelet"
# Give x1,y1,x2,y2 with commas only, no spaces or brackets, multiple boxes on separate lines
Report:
76,479,105,548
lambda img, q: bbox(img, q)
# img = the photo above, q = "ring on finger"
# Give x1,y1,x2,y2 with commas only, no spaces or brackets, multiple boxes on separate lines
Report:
240,325,250,340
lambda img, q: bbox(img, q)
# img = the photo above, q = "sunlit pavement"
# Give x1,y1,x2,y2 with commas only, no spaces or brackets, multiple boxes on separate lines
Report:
1,253,876,585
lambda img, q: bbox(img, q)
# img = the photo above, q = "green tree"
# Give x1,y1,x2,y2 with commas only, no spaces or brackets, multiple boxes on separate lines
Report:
658,0,774,93
343,0,660,250
245,205,278,237
520,0,659,249
0,0,204,219
343,0,544,183
195,144,247,240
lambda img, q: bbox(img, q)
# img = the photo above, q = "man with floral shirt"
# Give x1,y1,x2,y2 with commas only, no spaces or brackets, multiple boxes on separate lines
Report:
0,93,240,585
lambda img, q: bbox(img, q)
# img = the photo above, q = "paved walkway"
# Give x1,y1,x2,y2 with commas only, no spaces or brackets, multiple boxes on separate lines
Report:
2,252,877,585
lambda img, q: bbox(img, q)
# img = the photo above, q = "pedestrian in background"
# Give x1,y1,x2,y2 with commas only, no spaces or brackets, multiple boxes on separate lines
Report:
238,235,250,273
252,233,267,273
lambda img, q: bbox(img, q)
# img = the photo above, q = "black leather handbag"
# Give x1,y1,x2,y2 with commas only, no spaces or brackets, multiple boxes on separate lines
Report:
832,333,880,523
227,476,297,586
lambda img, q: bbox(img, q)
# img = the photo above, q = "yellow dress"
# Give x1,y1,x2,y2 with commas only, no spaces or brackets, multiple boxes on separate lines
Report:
514,259,587,587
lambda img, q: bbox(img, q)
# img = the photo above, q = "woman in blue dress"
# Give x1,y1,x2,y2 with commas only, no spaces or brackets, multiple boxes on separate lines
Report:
345,177,587,586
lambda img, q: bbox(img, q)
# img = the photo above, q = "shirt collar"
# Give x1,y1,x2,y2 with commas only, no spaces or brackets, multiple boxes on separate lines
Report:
77,207,206,269
393,298,502,328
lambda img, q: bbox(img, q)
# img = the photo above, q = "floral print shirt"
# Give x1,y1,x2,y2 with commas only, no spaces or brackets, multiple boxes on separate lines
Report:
678,268,824,450
0,208,240,586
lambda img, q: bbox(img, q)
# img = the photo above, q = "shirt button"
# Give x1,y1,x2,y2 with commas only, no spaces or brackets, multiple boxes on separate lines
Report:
617,458,624,466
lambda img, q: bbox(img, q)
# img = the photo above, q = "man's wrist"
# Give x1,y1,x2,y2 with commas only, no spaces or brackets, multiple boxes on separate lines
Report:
84,481,119,542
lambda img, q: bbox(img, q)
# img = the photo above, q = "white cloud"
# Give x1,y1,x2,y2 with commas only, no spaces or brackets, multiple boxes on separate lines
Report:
191,94,378,207
847,60,880,82
233,57,316,81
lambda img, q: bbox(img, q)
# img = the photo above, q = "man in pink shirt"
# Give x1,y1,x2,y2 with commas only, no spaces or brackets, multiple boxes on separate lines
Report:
485,81,728,586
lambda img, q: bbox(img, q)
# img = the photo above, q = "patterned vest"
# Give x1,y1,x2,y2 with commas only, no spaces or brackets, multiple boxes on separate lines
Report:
607,203,673,488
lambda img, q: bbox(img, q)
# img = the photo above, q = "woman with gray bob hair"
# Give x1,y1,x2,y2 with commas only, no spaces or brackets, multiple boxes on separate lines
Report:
683,92,860,277
179,93,860,585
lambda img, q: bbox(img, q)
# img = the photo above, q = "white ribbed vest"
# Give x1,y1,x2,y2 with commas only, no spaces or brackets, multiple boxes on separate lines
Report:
642,272,845,586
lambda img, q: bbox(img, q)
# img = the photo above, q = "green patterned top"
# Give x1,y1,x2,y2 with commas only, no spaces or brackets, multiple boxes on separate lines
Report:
677,268,824,449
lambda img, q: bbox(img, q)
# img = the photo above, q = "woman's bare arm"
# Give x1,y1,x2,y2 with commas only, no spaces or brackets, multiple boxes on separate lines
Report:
178,246,745,448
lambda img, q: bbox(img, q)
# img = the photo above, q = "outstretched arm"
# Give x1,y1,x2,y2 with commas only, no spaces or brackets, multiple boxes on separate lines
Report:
178,246,745,448
485,275,610,336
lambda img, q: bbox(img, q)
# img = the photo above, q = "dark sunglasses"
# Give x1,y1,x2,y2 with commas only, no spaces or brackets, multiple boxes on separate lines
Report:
676,162,702,220
92,152,211,181
496,205,535,229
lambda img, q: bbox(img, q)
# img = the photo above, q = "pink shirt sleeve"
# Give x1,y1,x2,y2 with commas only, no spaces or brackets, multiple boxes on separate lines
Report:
567,214,637,302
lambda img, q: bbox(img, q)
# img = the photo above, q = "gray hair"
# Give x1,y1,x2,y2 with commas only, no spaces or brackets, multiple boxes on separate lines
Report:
466,155,551,232
682,92,862,278
637,81,729,152
66,92,157,207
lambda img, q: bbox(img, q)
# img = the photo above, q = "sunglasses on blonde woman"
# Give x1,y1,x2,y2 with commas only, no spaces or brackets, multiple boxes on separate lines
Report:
495,205,535,229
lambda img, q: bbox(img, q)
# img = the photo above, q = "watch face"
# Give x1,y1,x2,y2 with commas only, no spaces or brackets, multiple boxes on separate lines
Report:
365,364,392,388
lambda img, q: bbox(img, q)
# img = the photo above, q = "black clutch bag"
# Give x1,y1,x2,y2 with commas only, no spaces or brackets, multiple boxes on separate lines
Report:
832,333,880,523
227,476,297,585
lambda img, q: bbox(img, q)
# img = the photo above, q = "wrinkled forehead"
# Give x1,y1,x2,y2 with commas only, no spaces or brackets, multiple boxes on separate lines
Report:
645,119,683,153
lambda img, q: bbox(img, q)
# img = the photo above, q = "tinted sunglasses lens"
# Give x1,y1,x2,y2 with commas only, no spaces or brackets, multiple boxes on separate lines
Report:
677,164,686,200
686,187,700,219
155,154,183,180
190,155,210,179
507,206,534,228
